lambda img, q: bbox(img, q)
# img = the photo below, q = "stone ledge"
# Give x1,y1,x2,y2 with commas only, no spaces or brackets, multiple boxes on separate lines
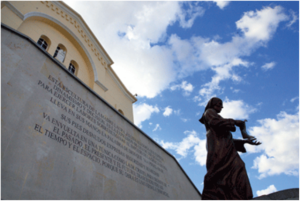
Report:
252,188,299,200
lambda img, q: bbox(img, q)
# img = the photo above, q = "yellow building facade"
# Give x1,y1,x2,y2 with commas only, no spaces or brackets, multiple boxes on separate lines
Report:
1,1,137,122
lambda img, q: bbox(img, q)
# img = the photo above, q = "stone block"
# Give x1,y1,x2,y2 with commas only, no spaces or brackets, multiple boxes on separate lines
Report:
1,24,201,200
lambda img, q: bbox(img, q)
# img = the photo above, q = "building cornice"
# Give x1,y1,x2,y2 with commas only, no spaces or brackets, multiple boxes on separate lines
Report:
2,1,24,20
43,1,113,68
53,1,136,103
107,65,138,103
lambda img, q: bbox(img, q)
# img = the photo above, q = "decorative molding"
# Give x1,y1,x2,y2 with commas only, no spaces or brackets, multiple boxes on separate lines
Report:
23,11,107,91
107,68,137,103
39,1,136,101
2,1,24,20
0,0,6,9
95,80,108,92
41,1,110,68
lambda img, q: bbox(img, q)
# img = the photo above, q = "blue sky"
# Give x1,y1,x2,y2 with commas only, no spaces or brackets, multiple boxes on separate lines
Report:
64,1,299,197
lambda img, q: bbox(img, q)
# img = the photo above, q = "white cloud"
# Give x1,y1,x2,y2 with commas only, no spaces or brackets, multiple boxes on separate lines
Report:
188,6,289,105
170,85,180,91
159,130,207,165
236,6,288,42
291,96,300,111
163,106,173,117
64,2,289,101
196,111,202,116
64,1,205,99
286,10,298,28
169,35,195,64
290,96,298,103
174,109,181,116
198,59,249,105
182,81,194,92
153,124,162,131
220,97,257,119
181,118,189,122
170,81,194,96
246,111,299,179
257,185,277,196
133,103,159,127
193,138,207,166
262,62,276,70
213,1,230,10
177,2,205,28
230,87,240,93
193,96,202,102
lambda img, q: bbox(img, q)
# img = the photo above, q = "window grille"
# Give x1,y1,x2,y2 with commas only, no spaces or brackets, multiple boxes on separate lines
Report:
68,63,76,74
37,38,48,50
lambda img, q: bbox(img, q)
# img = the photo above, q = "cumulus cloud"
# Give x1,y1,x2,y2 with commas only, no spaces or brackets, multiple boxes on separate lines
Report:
182,81,194,92
257,185,277,196
170,81,194,96
187,6,289,105
177,2,205,28
153,124,162,131
198,59,249,105
236,6,289,42
64,1,205,98
65,2,290,102
133,103,159,127
193,138,208,166
163,106,173,117
168,34,210,78
262,62,276,70
213,1,230,10
246,111,299,179
159,130,207,165
220,97,257,119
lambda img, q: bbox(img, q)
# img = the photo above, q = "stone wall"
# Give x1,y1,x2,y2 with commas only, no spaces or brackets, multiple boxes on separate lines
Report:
252,188,299,200
1,24,202,200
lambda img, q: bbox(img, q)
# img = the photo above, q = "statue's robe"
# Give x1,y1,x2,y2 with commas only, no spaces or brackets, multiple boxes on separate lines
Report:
202,108,253,200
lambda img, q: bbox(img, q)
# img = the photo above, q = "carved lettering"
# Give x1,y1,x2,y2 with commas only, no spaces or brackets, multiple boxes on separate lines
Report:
36,74,169,196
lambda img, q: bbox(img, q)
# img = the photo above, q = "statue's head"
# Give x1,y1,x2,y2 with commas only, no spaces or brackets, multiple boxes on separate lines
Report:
213,98,223,113
207,97,223,113
199,97,223,124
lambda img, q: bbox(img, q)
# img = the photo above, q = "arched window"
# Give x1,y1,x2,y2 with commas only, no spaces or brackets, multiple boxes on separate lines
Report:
37,38,48,50
68,60,78,75
53,44,67,63
37,35,51,51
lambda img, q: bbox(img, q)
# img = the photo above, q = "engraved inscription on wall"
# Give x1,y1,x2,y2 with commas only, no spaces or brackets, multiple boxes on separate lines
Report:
35,75,169,197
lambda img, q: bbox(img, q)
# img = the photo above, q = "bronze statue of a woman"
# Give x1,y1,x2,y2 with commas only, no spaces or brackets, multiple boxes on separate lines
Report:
199,97,261,200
